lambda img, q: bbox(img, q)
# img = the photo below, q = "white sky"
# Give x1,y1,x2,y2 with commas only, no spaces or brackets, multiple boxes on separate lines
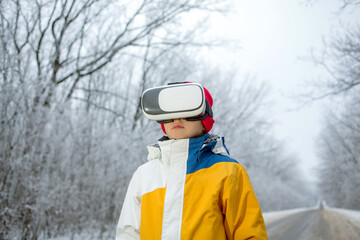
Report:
205,0,359,182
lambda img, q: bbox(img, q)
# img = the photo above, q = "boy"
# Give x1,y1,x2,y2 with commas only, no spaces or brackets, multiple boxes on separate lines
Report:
116,82,268,239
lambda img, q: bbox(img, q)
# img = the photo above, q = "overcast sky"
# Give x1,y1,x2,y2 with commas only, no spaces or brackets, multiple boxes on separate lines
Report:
205,0,359,181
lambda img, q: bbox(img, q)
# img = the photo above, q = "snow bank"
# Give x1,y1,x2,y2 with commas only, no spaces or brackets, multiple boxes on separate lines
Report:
263,201,360,227
321,200,360,226
262,207,311,225
328,208,360,226
48,229,113,240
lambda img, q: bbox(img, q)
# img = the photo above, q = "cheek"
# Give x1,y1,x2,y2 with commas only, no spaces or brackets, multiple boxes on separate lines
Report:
164,124,171,133
190,122,205,134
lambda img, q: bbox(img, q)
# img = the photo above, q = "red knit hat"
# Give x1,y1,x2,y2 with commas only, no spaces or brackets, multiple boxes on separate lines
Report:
161,83,214,134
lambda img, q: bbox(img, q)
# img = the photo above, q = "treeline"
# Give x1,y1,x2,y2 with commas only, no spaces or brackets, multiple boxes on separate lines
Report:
311,1,360,210
0,0,315,239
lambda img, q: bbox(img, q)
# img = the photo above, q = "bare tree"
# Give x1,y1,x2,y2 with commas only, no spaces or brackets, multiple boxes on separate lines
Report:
303,1,360,100
308,26,360,100
305,1,360,209
1,0,229,107
0,0,232,238
317,95,360,209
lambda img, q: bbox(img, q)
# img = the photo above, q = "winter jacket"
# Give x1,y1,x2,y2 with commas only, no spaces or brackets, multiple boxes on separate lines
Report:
116,134,268,240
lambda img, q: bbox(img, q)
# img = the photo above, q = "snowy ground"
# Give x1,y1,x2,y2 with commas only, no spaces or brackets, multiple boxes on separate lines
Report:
263,201,320,225
263,201,360,226
263,207,312,225
263,202,360,239
328,208,360,226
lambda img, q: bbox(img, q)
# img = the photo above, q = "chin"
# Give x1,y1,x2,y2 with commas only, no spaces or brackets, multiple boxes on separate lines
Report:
168,133,189,139
171,136,188,139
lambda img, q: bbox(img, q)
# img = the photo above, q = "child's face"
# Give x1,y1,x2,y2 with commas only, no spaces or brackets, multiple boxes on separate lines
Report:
164,119,205,139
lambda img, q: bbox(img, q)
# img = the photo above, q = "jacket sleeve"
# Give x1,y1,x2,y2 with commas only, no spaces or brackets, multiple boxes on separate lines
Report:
222,165,268,240
116,169,141,240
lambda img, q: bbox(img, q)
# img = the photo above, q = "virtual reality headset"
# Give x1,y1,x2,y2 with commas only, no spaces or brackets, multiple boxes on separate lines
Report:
141,83,213,124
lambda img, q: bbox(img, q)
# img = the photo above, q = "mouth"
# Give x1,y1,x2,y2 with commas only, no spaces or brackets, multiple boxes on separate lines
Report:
172,124,184,130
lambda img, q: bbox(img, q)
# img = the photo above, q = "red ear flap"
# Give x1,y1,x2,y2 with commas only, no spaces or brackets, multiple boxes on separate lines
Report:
161,123,166,134
201,86,214,133
201,115,215,133
203,87,213,107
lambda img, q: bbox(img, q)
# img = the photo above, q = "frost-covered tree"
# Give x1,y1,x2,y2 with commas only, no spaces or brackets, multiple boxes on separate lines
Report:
306,0,360,209
0,0,232,238
317,93,360,209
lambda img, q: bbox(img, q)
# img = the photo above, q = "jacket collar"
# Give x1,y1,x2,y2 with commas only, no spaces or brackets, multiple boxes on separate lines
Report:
147,134,229,162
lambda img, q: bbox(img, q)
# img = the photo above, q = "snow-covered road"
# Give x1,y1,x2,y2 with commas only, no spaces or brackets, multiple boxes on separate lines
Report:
263,206,360,240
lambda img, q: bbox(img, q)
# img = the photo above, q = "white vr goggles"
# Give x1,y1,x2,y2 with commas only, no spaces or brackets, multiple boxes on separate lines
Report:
141,82,213,124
